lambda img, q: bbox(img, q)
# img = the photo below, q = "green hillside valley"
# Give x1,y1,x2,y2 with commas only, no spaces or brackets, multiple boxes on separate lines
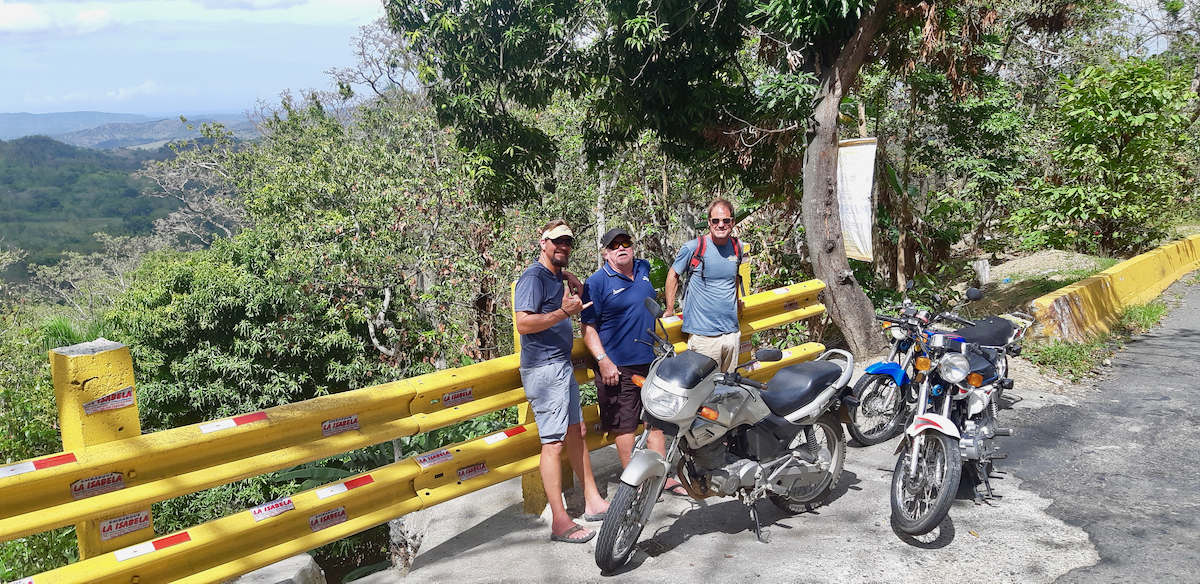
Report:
0,136,177,269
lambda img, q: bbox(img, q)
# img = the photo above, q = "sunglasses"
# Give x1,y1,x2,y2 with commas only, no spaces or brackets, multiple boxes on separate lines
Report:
549,237,574,246
607,240,633,250
709,217,733,225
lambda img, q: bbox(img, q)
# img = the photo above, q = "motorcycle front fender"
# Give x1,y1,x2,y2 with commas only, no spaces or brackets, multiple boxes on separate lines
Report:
619,448,669,486
864,361,909,387
893,413,961,455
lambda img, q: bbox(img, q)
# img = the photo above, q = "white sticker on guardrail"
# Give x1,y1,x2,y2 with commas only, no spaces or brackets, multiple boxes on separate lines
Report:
415,449,452,468
456,461,488,482
71,472,125,500
442,387,474,407
483,426,527,445
316,475,374,500
99,510,151,541
744,361,761,372
739,340,752,354
251,497,294,522
199,411,268,434
784,300,800,311
0,453,77,479
309,507,347,532
322,414,360,437
113,532,191,562
572,358,587,371
774,287,791,295
83,386,134,415
662,315,682,324
9,577,34,584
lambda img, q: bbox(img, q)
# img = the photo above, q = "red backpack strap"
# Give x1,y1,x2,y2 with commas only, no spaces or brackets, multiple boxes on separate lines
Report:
687,235,707,272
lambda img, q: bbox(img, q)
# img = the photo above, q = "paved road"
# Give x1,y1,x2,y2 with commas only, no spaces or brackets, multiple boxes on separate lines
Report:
357,279,1200,584
1004,279,1200,583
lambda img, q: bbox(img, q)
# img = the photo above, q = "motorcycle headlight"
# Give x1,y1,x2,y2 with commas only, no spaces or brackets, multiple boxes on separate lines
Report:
889,326,906,340
643,381,689,419
938,353,971,383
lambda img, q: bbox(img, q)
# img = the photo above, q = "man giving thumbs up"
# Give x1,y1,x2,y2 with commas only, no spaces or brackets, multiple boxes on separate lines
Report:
514,220,609,544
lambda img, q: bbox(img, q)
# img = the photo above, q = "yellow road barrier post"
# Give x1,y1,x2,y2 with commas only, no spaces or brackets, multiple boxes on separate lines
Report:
50,339,153,559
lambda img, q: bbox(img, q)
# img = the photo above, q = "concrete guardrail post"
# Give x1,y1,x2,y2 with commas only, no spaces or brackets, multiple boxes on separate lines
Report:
50,339,153,559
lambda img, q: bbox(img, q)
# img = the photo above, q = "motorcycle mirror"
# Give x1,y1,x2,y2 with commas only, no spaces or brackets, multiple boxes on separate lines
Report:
906,279,915,291
966,287,983,301
754,348,783,362
643,297,665,319
932,293,943,305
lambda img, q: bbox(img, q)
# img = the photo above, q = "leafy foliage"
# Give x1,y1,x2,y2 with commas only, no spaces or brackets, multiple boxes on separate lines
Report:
106,238,386,431
1011,59,1194,255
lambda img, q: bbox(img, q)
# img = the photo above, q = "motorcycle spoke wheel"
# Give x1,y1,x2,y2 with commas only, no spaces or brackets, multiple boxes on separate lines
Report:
890,433,962,536
595,475,659,572
848,373,906,446
770,411,846,514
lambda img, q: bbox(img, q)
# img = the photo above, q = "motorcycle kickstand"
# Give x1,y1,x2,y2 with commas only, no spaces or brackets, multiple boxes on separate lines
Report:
748,501,771,544
973,461,995,504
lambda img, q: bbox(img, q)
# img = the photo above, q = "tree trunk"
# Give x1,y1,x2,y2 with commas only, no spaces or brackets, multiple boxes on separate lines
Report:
800,3,888,357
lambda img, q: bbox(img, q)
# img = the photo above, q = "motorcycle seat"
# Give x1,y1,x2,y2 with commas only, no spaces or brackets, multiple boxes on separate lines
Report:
953,317,1014,347
761,361,843,418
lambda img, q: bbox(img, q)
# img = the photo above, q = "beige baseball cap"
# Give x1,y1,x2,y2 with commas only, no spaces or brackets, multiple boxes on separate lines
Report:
541,224,574,240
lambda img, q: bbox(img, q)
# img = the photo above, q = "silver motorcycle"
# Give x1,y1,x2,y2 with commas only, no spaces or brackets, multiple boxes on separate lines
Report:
595,299,856,571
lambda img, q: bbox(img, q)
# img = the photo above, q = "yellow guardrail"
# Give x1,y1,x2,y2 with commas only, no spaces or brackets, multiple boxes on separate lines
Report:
1033,234,1200,341
2,280,826,583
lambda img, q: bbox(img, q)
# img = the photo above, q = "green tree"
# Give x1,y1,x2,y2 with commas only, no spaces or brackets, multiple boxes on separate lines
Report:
385,0,1098,354
1011,59,1193,254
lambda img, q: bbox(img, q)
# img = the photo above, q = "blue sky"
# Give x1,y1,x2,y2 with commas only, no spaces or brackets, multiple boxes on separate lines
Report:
0,0,385,117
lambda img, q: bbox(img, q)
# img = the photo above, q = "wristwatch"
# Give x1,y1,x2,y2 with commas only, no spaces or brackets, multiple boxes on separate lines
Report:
596,353,607,363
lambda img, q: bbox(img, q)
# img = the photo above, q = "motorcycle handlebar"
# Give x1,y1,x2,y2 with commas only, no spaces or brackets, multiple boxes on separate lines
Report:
939,312,975,327
875,314,906,325
723,372,764,390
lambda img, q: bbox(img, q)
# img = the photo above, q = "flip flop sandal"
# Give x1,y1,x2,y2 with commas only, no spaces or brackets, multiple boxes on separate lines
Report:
550,524,596,544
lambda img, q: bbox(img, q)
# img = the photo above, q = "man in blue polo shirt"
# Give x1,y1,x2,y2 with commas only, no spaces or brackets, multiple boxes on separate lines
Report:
582,228,685,494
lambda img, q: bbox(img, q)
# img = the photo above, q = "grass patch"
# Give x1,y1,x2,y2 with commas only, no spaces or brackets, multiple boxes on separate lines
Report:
1025,299,1169,381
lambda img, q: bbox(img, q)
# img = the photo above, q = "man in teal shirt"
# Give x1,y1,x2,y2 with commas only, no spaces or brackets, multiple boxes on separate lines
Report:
664,199,745,372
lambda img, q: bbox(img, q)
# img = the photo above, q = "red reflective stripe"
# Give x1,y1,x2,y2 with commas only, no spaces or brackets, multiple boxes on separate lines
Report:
233,412,268,425
344,475,374,490
33,453,77,470
504,427,526,438
152,532,191,550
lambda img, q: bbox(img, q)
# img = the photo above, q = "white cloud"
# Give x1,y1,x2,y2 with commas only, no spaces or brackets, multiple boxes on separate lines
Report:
192,0,309,9
0,2,55,32
72,9,113,33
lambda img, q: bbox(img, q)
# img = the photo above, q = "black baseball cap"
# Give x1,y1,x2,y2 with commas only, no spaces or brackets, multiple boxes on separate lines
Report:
599,228,631,248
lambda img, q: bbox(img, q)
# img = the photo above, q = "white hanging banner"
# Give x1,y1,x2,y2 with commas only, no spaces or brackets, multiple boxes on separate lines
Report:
837,138,877,262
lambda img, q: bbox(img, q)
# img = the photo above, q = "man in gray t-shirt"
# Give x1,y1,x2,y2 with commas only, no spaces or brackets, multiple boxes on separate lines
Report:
514,219,609,544
664,198,745,372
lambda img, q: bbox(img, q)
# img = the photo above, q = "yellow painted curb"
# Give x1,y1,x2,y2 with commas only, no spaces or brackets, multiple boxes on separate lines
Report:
1032,234,1200,341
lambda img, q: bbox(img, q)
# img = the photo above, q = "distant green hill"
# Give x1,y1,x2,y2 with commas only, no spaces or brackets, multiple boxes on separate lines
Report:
0,136,180,268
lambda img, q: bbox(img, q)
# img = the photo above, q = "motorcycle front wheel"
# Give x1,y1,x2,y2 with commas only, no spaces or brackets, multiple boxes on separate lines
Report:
848,373,907,446
890,432,961,535
770,411,846,513
595,474,660,572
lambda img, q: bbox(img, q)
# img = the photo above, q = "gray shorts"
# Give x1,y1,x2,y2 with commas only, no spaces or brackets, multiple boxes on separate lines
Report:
519,360,583,444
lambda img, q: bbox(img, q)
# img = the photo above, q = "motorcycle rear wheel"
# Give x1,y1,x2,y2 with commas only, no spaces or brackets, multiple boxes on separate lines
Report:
595,474,659,572
848,373,907,446
890,432,961,535
769,411,846,513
